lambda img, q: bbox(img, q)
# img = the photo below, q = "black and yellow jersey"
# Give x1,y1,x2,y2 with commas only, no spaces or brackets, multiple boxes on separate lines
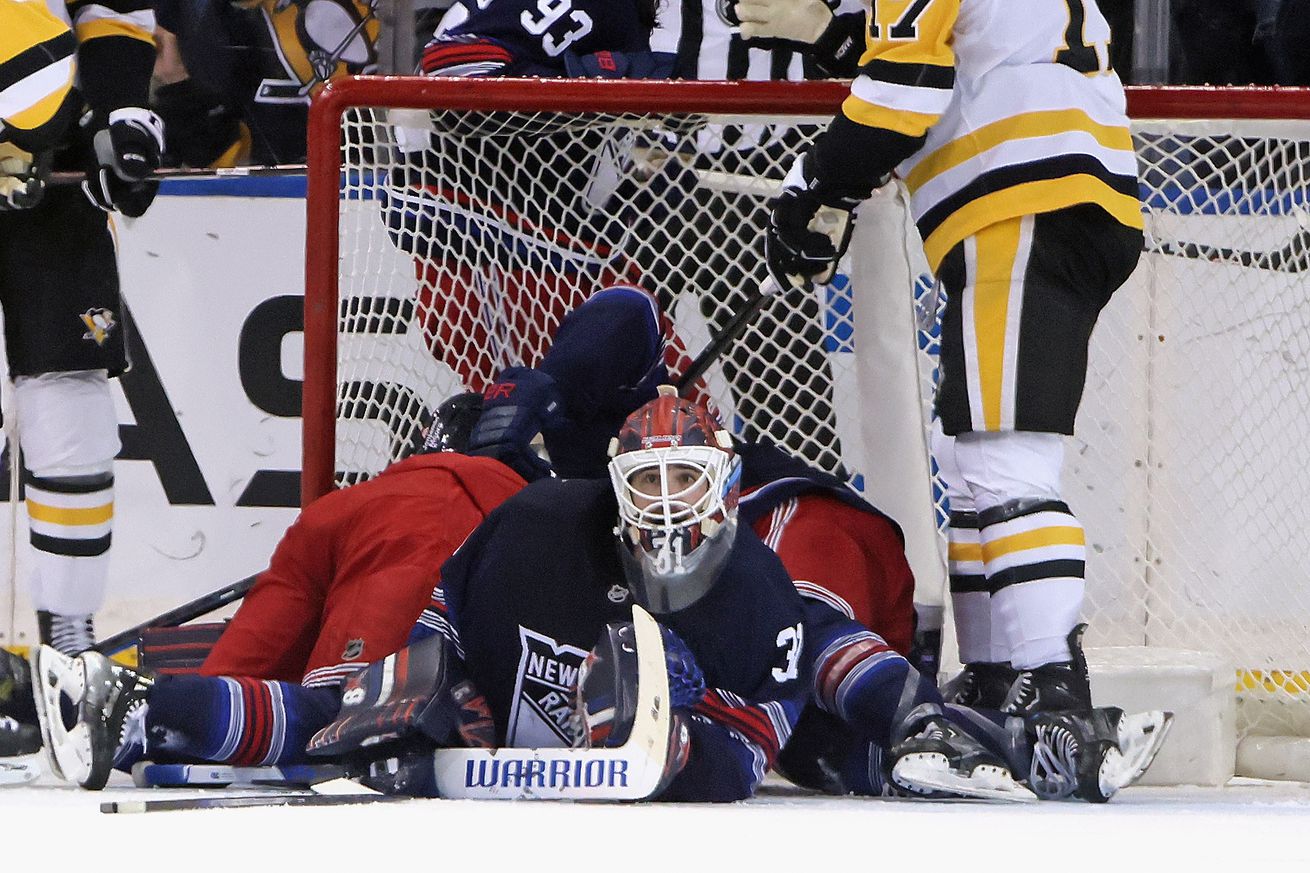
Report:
3,0,155,150
838,0,1142,271
0,0,77,150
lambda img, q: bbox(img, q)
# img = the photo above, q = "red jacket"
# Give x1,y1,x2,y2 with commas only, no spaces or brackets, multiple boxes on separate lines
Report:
202,453,525,685
750,491,915,656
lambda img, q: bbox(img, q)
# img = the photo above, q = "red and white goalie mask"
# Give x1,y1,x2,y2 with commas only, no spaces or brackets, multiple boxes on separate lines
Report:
608,386,742,614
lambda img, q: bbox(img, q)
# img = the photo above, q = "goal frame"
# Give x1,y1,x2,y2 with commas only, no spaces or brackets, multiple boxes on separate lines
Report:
303,78,1310,505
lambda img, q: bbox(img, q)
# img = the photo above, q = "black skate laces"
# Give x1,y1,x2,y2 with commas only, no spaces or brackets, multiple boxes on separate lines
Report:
47,615,95,657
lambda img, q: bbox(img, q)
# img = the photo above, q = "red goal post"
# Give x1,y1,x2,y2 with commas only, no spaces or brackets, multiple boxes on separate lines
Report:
304,78,1310,778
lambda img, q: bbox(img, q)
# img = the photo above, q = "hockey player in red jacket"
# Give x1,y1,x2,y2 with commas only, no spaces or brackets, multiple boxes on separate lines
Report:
200,409,524,689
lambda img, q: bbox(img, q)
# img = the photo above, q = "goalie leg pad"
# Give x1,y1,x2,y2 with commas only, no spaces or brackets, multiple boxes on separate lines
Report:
307,633,492,760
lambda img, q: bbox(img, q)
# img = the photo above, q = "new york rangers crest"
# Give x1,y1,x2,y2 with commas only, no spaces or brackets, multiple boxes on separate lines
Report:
507,627,588,747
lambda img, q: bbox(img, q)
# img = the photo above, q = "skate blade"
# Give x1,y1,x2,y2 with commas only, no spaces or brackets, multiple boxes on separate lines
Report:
1098,710,1174,797
31,645,99,785
0,753,42,787
892,752,1037,803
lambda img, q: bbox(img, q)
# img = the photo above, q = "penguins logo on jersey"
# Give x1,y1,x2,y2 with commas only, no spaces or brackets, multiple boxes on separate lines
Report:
253,0,381,104
80,309,116,346
507,627,589,747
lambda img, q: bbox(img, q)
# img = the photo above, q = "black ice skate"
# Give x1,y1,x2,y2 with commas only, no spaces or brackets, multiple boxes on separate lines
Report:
1027,706,1174,802
940,661,1018,709
31,646,153,790
0,714,40,757
891,714,1035,802
0,646,36,723
1000,624,1093,716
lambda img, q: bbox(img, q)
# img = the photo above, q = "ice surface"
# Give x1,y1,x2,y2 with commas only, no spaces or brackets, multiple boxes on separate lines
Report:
3,770,1309,872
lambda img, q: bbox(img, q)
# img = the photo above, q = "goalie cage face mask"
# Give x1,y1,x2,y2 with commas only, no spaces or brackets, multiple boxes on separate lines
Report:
608,387,741,614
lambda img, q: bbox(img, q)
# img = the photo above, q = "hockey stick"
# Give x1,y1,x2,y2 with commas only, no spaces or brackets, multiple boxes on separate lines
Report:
92,574,258,657
47,164,309,186
674,205,852,395
101,792,402,814
1147,225,1310,273
676,277,782,394
132,762,345,789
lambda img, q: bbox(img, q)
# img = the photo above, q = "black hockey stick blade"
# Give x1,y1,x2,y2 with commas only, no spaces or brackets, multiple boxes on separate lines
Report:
93,574,259,656
100,792,404,814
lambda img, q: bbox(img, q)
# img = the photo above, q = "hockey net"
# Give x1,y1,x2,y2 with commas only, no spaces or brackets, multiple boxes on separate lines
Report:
305,79,1310,757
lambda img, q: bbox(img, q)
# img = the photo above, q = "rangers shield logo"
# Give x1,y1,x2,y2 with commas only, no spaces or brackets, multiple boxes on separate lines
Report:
507,627,588,748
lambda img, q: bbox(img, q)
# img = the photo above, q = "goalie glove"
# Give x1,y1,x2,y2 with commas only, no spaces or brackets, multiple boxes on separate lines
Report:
577,620,698,794
765,152,858,292
82,107,165,218
737,0,832,45
0,143,52,211
467,366,566,482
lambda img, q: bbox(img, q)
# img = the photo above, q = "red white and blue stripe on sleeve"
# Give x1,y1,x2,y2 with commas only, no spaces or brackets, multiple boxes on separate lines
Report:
410,583,465,658
421,35,515,77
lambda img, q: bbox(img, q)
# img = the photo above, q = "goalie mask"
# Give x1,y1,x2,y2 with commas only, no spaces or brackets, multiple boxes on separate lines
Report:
608,386,741,614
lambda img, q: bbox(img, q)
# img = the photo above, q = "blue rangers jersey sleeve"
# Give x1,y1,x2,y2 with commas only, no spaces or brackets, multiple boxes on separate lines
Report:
412,477,808,801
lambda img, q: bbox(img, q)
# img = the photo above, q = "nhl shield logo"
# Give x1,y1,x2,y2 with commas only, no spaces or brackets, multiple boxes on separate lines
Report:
341,638,365,660
80,308,116,346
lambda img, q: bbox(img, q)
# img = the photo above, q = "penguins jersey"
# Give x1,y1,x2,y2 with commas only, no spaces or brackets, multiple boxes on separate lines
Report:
0,0,76,150
840,0,1143,270
1,0,154,150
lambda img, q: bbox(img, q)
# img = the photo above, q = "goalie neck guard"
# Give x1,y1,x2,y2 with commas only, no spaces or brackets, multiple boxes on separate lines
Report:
608,386,741,614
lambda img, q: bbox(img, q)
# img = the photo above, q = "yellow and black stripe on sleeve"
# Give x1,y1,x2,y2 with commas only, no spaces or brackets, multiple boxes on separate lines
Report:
0,0,78,150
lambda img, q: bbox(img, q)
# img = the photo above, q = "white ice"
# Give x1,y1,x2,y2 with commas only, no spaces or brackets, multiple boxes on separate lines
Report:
3,770,1309,873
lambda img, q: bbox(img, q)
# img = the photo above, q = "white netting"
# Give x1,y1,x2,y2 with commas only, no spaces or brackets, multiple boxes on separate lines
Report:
318,85,1310,744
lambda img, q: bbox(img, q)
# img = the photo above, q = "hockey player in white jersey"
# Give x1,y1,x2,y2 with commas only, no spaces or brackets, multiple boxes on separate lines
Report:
1,0,163,655
764,0,1145,717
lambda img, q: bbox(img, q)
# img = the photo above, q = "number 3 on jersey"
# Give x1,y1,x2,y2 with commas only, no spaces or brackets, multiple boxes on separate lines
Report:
772,623,803,683
520,0,593,56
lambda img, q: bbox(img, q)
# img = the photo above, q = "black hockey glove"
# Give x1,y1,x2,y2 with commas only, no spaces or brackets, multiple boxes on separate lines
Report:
0,143,52,211
466,366,566,482
765,152,857,292
82,107,165,218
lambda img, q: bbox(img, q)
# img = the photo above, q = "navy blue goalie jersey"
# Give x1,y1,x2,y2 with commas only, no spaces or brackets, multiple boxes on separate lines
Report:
419,476,808,801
